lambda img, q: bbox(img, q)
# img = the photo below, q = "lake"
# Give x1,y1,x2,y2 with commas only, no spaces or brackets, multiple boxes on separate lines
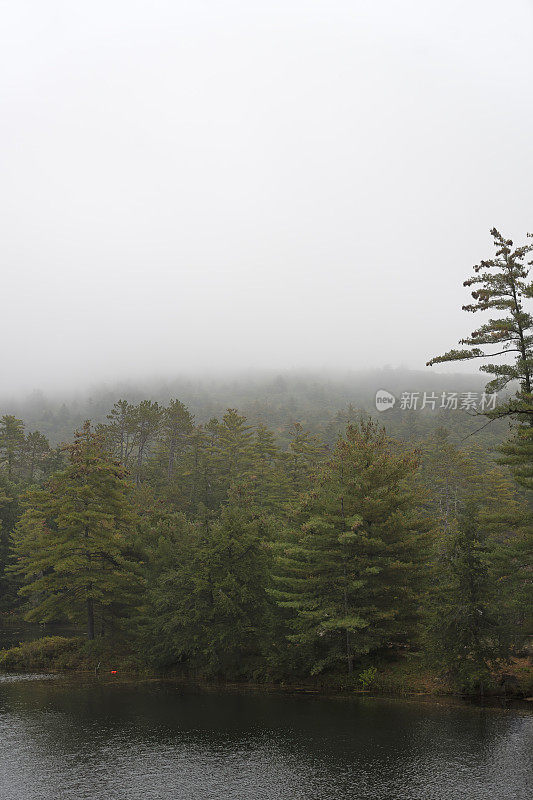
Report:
0,674,531,800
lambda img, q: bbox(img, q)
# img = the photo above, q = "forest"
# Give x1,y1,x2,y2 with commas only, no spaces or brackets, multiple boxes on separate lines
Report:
0,229,531,695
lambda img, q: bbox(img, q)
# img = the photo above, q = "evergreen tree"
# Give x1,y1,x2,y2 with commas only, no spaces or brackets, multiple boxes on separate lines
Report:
161,399,194,482
273,420,429,675
285,422,327,496
188,418,223,513
418,429,471,533
426,502,509,691
98,399,137,465
23,430,50,483
499,425,533,491
10,423,141,639
249,423,287,511
418,429,526,533
215,409,255,488
131,400,162,486
144,493,272,676
141,400,196,509
0,416,25,481
427,226,532,518
185,410,257,515
0,483,20,611
427,228,532,422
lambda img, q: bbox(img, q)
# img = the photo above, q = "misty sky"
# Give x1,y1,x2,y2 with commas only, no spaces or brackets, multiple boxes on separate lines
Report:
1,0,532,392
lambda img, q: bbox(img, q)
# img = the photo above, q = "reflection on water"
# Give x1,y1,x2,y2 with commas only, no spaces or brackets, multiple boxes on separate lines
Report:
0,675,531,800
0,673,56,684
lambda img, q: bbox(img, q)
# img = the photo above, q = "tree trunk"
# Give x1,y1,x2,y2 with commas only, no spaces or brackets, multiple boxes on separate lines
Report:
87,597,95,640
136,446,143,486
167,439,176,481
340,484,353,675
346,629,353,674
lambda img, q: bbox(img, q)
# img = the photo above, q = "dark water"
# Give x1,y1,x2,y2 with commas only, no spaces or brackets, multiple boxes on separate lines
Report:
0,675,531,800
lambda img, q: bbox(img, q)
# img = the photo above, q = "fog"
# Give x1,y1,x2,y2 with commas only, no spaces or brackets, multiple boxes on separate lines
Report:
1,0,532,393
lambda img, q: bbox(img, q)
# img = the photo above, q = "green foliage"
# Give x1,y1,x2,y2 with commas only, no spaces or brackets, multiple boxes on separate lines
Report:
249,423,289,511
488,504,533,646
286,422,328,496
0,636,83,671
358,666,377,690
97,399,138,465
0,415,52,484
427,228,533,416
0,416,25,480
273,420,431,676
427,229,532,502
0,380,530,694
499,423,533,491
10,423,142,640
418,427,527,533
424,227,532,693
142,497,273,678
0,482,18,610
425,503,512,692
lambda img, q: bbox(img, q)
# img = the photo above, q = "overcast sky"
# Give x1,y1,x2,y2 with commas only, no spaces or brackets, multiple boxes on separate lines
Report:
1,0,532,392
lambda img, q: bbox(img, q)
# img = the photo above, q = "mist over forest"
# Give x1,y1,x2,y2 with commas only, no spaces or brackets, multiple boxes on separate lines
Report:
0,367,508,449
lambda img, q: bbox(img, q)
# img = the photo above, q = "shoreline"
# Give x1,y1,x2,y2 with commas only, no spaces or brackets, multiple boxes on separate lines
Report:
1,634,532,702
1,671,533,716
1,666,532,707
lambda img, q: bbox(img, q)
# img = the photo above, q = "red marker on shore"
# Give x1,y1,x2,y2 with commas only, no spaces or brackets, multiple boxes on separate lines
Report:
110,670,117,675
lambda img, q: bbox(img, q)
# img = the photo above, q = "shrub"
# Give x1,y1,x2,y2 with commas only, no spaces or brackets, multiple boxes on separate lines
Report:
358,666,378,690
0,636,83,671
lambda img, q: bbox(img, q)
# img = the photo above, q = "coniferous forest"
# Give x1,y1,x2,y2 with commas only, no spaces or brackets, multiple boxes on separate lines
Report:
0,230,531,696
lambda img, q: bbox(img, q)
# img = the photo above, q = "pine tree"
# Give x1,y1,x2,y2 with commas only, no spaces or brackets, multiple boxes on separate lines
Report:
488,509,532,655
131,400,162,486
249,423,287,511
273,420,429,675
499,425,533,491
427,228,533,422
0,484,19,611
215,409,255,487
285,422,327,496
10,422,141,639
418,429,526,533
23,430,50,482
0,416,25,481
184,418,221,514
141,400,196,509
161,399,194,482
426,502,509,692
418,429,472,533
144,494,272,677
426,227,532,508
186,410,257,515
98,399,137,465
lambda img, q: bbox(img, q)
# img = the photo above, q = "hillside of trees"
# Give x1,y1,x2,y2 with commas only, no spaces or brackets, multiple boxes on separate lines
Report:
0,389,530,692
0,229,531,694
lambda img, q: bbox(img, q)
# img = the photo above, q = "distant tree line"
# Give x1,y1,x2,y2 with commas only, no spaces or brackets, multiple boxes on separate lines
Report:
0,399,529,692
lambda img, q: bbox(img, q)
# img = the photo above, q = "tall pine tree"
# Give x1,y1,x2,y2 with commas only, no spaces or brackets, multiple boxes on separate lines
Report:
426,502,509,692
427,228,533,490
273,420,429,675
11,423,141,639
144,492,272,677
